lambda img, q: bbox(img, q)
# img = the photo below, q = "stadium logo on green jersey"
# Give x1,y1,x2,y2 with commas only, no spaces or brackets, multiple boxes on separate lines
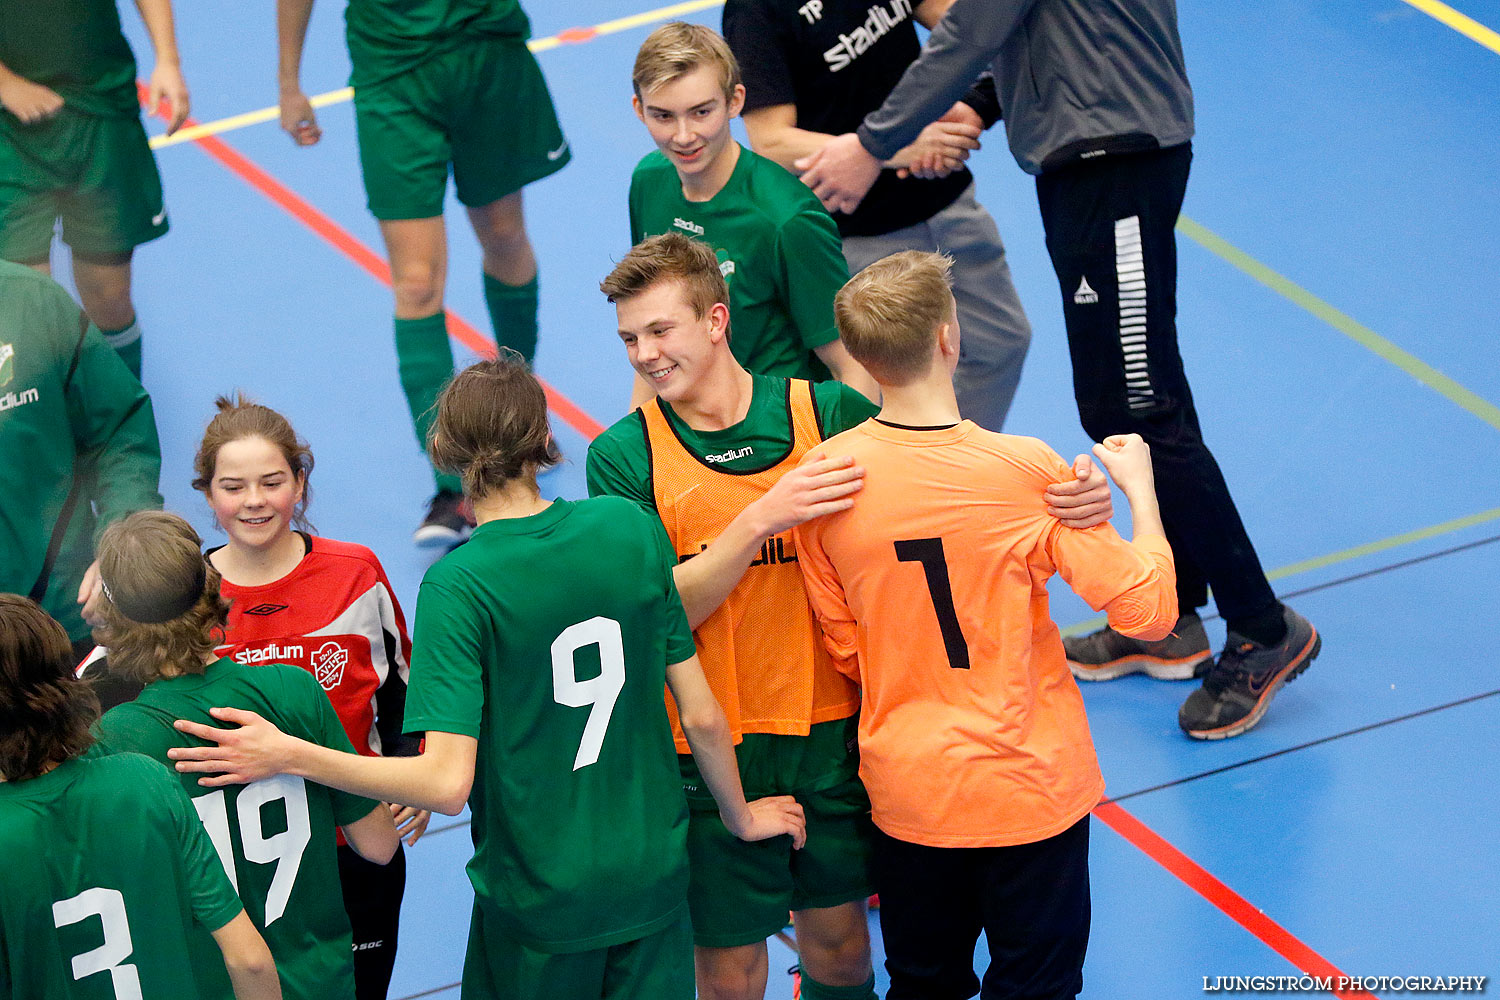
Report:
0,343,39,412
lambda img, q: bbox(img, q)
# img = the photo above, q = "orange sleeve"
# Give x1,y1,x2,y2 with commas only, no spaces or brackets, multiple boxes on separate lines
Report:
791,518,861,683
1000,435,1175,641
1047,521,1178,641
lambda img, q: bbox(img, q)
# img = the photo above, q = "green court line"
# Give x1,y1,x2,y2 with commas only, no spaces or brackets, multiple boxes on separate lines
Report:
1176,216,1500,434
1059,506,1500,637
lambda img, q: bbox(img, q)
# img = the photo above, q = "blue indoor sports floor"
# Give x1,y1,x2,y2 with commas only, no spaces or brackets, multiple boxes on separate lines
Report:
85,0,1500,996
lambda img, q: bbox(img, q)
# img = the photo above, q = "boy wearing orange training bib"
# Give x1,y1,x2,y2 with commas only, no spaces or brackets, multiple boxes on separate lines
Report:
588,235,1120,1000
794,251,1179,1000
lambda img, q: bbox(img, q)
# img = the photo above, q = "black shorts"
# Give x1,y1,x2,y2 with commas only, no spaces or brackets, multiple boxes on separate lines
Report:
873,816,1090,1000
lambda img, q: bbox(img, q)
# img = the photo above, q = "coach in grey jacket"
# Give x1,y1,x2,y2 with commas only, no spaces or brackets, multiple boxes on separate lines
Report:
798,0,1321,748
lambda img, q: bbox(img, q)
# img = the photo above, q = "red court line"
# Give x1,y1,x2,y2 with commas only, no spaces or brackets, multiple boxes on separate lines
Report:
140,87,606,441
1094,801,1376,999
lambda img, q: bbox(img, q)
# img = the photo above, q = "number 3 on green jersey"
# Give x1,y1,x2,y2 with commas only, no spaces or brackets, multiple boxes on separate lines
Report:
52,887,142,1000
551,616,626,770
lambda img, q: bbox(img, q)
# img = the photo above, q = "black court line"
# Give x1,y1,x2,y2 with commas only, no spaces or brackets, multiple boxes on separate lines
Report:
1106,687,1500,805
412,532,1500,843
1201,532,1500,624
1103,532,1500,801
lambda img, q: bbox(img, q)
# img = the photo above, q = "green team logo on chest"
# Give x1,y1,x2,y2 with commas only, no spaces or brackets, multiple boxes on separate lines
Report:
716,250,737,282
0,342,14,388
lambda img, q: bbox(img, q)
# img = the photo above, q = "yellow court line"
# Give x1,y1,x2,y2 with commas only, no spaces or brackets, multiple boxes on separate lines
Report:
533,0,725,51
150,0,726,150
150,87,353,149
1059,506,1500,638
1401,0,1500,56
1176,215,1500,435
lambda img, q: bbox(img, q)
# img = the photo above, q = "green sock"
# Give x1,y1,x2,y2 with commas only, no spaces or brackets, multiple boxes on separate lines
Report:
799,971,878,1000
482,271,539,365
98,318,142,380
393,312,461,494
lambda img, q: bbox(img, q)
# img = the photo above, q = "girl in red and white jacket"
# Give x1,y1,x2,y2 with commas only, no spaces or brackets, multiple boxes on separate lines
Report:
193,394,427,1000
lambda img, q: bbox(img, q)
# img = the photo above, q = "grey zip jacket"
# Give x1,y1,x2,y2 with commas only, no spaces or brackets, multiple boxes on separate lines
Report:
856,0,1195,175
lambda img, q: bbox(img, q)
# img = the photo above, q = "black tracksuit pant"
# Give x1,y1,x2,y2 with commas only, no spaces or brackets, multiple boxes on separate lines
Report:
1035,142,1277,626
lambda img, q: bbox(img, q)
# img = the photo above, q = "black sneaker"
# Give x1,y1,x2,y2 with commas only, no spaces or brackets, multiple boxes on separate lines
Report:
1178,606,1320,740
413,490,472,548
1065,613,1214,681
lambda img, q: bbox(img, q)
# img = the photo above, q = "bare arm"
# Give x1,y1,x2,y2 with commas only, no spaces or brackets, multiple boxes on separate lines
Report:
813,339,881,404
210,912,282,1000
673,455,864,628
170,719,480,817
747,103,978,180
1089,435,1165,541
341,802,400,865
0,60,64,123
666,656,806,847
276,0,322,144
131,0,190,133
1049,434,1176,640
743,104,838,172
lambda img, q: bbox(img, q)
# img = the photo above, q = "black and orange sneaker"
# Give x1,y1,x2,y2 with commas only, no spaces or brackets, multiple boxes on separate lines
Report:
1178,606,1320,740
1064,613,1214,681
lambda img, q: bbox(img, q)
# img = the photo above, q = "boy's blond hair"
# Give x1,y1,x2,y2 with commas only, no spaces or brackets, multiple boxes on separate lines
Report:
835,251,956,387
600,233,731,331
632,21,742,102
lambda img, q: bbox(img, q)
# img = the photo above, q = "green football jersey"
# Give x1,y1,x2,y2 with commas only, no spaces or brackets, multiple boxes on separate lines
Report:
344,0,532,88
0,753,244,999
93,659,380,1000
0,262,163,644
586,373,878,511
404,497,696,957
628,145,849,382
0,0,139,117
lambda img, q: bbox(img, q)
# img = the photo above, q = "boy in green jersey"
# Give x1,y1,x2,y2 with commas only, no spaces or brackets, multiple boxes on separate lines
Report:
0,594,281,1000
626,22,880,408
88,511,399,1000
169,357,807,1000
587,234,1118,1000
0,0,190,379
0,261,163,667
277,0,571,547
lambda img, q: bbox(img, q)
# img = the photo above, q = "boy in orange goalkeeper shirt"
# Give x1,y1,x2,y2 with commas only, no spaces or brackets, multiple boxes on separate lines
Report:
794,250,1179,1000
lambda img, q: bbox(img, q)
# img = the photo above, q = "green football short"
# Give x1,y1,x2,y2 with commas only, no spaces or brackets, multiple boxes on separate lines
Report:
462,903,693,1000
681,716,876,948
352,35,571,221
0,108,167,263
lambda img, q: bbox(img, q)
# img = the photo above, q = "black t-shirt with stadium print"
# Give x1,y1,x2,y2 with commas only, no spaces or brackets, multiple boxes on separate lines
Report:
724,0,974,237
